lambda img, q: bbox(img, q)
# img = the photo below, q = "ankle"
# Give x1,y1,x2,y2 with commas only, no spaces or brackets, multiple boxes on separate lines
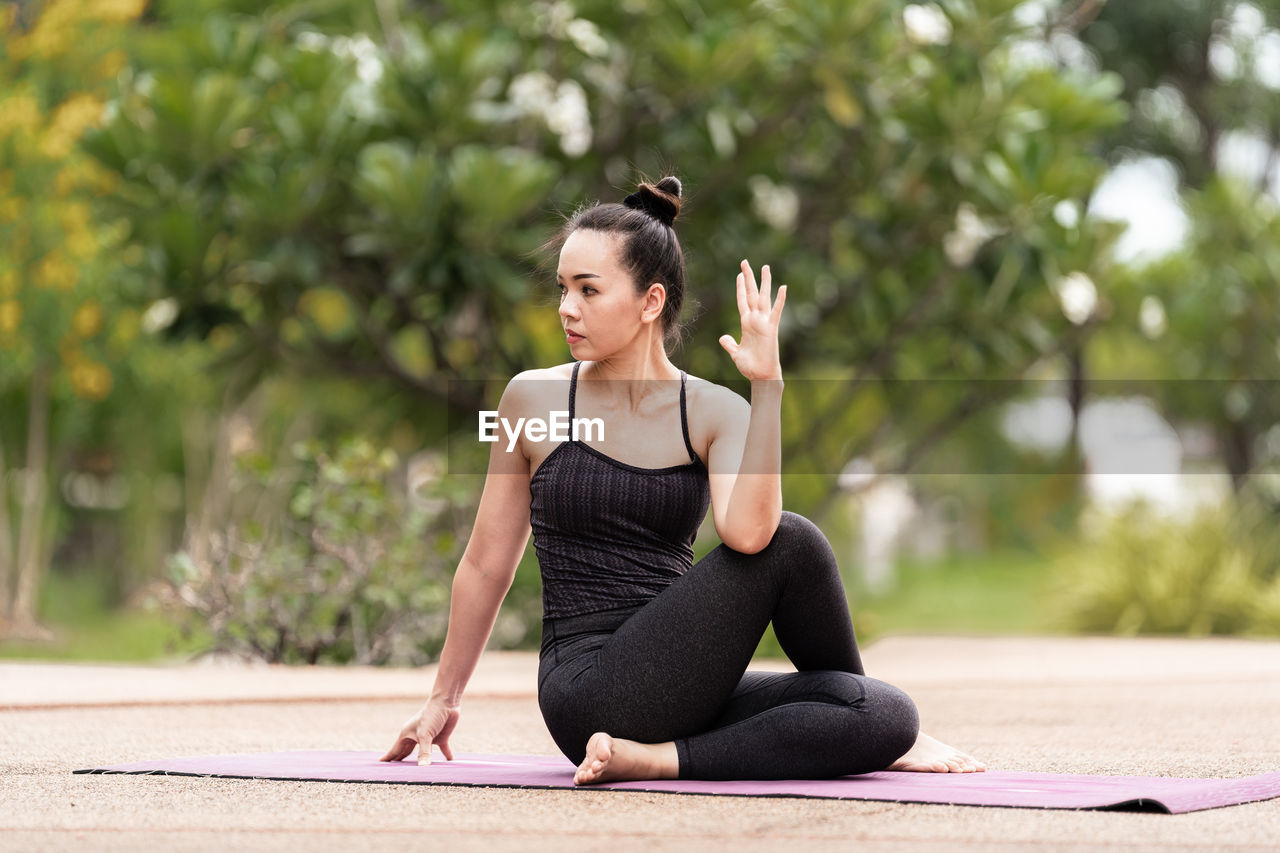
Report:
649,741,679,780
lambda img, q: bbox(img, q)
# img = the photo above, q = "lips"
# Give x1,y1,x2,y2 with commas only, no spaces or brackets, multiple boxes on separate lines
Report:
565,330,584,342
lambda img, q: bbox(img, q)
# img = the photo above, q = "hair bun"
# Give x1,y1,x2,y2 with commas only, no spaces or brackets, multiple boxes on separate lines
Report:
622,176,682,226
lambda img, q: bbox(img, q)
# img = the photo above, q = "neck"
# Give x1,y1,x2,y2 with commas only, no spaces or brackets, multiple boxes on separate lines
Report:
580,332,679,410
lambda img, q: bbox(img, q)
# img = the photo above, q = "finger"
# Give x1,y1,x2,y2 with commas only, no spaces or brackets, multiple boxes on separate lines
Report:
380,737,412,762
759,264,772,309
438,735,454,762
718,334,738,355
735,271,748,319
418,744,432,766
770,285,787,324
740,259,759,308
391,736,417,762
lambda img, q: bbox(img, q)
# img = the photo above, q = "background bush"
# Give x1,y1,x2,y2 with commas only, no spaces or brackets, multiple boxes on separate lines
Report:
1052,491,1280,637
160,437,509,664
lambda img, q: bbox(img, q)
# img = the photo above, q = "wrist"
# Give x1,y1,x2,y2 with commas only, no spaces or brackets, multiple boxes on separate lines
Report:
749,377,784,394
429,689,463,709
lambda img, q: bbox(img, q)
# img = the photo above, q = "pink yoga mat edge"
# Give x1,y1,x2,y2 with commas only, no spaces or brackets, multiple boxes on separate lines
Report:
73,750,1280,815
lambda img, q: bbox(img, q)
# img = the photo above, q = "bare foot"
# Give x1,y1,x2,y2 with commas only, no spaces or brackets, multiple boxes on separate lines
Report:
573,732,679,785
888,731,987,773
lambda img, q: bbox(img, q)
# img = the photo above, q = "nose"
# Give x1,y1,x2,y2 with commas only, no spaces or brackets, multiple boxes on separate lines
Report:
559,292,580,322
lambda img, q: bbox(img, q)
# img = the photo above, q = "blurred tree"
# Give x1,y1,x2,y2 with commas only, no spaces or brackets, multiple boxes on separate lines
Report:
1113,180,1280,493
1080,0,1280,490
0,0,149,637
88,0,1127,521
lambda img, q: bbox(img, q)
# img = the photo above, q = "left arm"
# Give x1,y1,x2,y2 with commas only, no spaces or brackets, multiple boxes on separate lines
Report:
709,259,788,554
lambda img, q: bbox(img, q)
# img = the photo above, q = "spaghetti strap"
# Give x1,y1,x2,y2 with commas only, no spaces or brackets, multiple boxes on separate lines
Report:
680,371,698,464
568,361,580,426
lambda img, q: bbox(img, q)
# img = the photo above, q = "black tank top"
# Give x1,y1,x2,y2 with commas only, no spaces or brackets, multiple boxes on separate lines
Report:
529,361,712,619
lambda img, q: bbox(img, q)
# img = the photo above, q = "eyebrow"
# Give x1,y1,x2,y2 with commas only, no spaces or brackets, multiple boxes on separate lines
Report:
556,273,601,281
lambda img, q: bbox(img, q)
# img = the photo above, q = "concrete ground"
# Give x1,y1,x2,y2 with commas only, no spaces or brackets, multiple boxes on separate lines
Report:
2,634,1278,851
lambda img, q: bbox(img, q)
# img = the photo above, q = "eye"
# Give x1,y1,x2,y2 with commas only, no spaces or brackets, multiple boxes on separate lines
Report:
556,283,595,296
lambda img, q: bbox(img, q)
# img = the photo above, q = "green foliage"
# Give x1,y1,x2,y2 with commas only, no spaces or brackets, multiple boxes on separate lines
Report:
162,437,479,664
1104,175,1280,491
1051,496,1280,637
1083,1,1280,490
83,0,1128,494
6,0,1168,648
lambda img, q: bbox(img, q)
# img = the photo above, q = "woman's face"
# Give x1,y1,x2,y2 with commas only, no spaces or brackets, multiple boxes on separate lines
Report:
557,228,661,356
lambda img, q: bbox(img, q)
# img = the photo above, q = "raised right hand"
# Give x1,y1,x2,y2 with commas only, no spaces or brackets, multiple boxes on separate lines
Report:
379,697,461,765
718,259,786,382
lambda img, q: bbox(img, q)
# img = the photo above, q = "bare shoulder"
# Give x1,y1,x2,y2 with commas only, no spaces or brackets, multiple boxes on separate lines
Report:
683,374,750,444
501,363,575,415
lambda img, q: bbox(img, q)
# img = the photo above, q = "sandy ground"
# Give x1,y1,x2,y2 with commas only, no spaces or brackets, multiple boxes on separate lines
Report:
2,634,1278,852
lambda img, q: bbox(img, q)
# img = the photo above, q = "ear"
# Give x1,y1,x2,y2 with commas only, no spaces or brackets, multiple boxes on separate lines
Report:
640,282,666,324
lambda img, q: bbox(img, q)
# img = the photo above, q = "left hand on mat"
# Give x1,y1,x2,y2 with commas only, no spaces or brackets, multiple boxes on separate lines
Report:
379,697,460,766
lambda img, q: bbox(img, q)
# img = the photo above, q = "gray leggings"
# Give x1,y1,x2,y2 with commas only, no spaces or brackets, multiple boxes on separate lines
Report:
537,511,920,780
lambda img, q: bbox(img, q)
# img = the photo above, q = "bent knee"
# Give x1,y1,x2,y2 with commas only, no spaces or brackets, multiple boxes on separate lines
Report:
764,511,834,558
866,679,920,766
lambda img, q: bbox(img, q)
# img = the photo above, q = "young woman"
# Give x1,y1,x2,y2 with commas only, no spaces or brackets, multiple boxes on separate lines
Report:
381,176,985,783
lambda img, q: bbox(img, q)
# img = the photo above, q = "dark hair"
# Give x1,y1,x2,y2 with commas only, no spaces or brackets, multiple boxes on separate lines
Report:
543,176,691,352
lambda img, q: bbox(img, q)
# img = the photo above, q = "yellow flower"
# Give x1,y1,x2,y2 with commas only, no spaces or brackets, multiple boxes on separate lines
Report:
298,287,353,337
71,360,113,400
34,253,79,291
108,307,140,352
92,49,129,80
40,129,76,160
59,201,92,232
54,166,79,196
0,94,41,139
40,95,106,157
59,160,120,196
0,197,21,224
89,0,149,23
0,301,21,334
25,0,79,60
66,229,99,259
72,300,104,338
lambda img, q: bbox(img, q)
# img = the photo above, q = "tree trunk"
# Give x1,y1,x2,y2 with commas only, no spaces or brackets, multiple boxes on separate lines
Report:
1222,419,1253,494
183,370,262,570
1066,344,1086,475
0,437,14,620
12,365,52,634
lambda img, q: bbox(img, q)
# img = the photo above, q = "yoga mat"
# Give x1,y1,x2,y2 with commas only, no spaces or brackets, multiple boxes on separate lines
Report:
74,751,1280,814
